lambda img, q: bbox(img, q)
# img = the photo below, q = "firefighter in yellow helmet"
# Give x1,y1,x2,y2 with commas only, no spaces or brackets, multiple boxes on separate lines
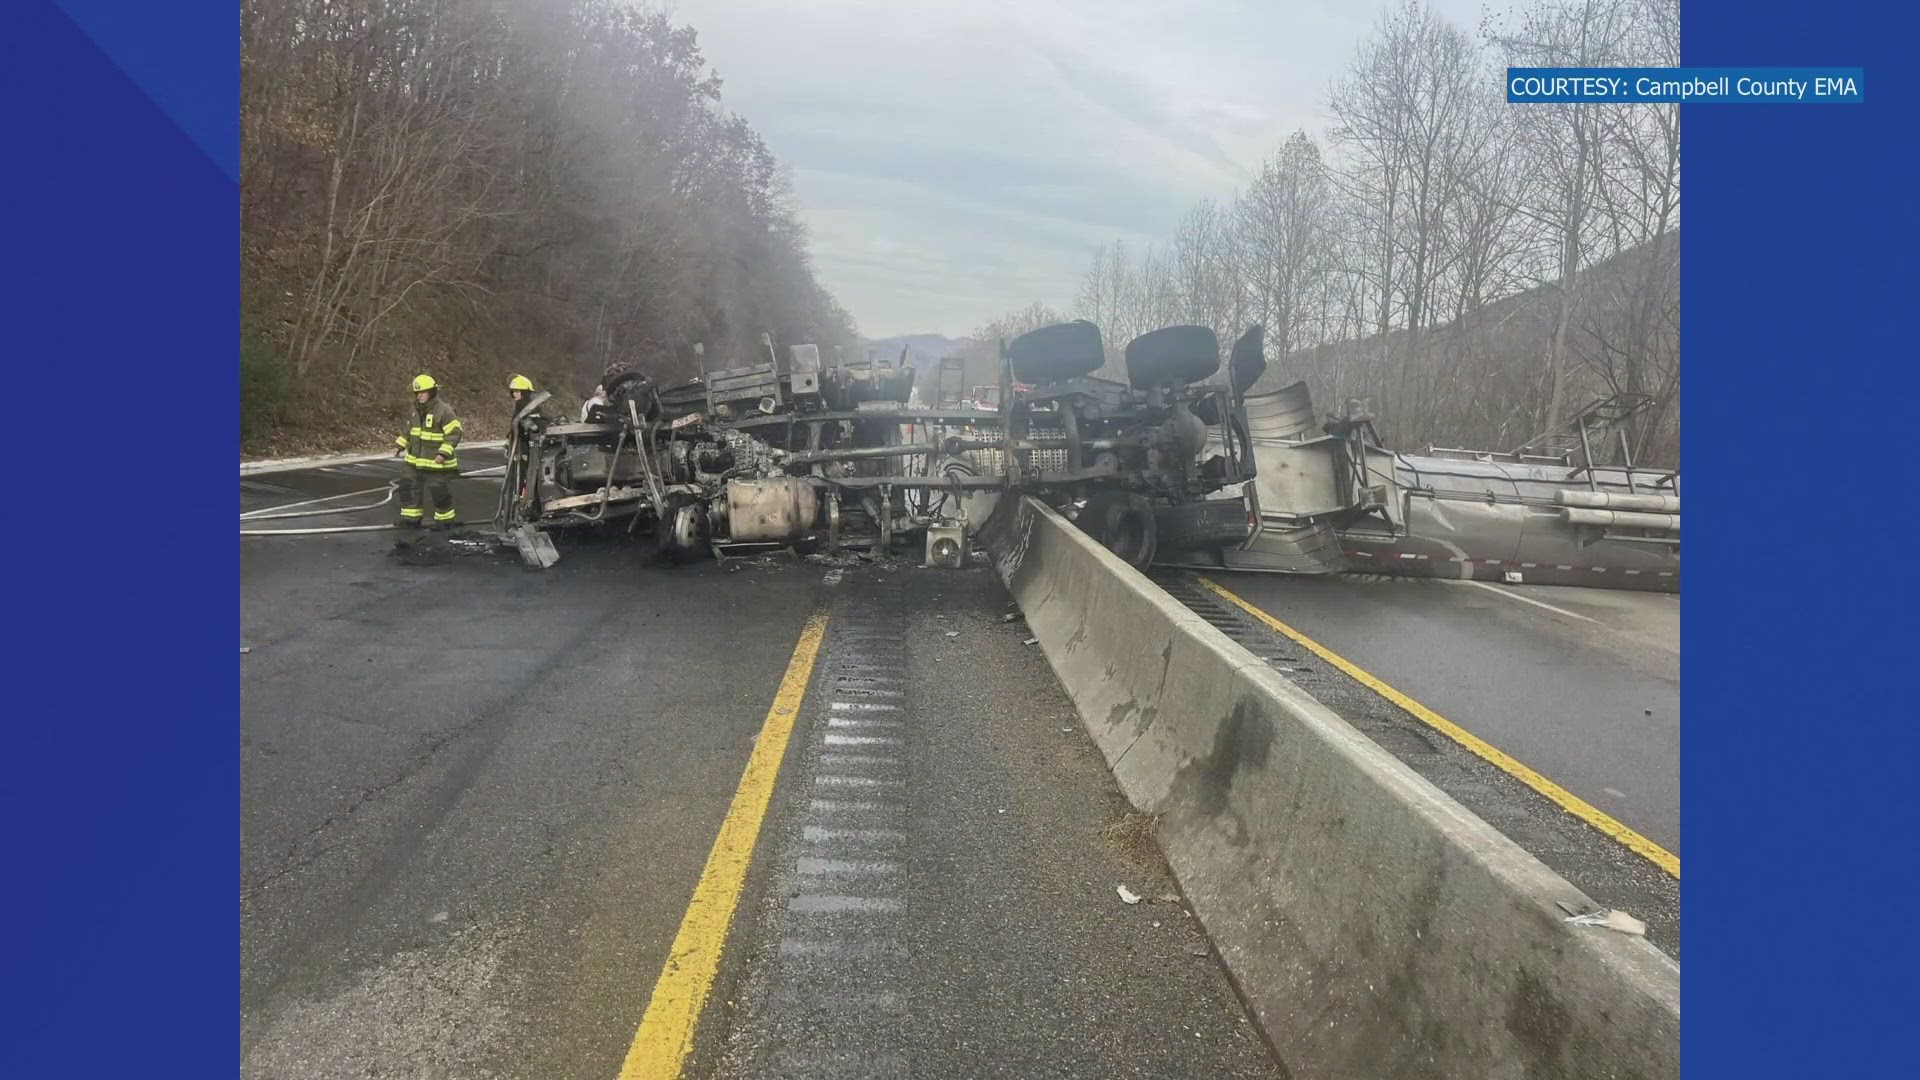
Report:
393,374,463,528
506,374,545,421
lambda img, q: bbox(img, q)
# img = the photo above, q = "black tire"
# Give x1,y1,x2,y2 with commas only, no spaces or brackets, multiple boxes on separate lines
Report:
602,364,661,421
661,499,709,563
1123,325,1220,389
1076,491,1158,570
1007,320,1106,385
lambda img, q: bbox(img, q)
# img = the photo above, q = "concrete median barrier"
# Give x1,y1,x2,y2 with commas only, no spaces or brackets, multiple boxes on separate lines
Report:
982,496,1678,1079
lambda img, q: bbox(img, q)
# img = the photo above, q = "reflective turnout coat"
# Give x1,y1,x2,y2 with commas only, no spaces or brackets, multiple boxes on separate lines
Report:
396,396,463,470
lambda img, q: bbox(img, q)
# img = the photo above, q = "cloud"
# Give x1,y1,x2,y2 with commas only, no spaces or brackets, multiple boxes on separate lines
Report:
664,0,1492,336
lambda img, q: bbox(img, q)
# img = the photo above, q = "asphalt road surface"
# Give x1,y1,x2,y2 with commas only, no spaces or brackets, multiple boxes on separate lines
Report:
1202,571,1678,852
240,459,1280,1080
1155,568,1681,957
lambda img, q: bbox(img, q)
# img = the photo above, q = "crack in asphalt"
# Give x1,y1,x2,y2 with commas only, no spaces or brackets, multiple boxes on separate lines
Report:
241,710,494,903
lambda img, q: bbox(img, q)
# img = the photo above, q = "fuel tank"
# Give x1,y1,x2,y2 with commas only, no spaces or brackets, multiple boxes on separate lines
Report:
718,478,821,543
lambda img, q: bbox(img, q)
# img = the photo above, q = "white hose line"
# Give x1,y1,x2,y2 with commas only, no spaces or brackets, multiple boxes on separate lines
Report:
240,440,509,476
241,524,403,536
241,465,509,522
239,484,393,519
243,484,399,521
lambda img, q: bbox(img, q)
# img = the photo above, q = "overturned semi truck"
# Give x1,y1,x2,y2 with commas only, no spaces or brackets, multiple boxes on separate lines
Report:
493,321,1271,569
494,322,1676,592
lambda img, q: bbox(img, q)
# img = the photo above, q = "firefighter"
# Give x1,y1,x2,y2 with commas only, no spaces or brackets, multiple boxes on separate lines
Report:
393,374,463,528
507,374,544,419
580,383,608,422
508,373,535,404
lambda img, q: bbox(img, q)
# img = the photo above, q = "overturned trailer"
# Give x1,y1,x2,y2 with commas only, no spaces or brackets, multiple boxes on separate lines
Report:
494,321,1271,569
1178,378,1681,592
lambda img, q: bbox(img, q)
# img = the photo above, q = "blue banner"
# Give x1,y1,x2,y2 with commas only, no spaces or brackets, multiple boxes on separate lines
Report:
1507,67,1863,103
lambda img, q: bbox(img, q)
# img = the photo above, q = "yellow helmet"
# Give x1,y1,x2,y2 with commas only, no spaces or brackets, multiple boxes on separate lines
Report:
411,374,437,392
508,374,535,392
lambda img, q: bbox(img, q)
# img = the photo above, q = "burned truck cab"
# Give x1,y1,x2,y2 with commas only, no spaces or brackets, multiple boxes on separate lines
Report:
496,320,1278,572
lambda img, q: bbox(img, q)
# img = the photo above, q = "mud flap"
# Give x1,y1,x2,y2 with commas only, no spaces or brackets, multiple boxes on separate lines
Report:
510,526,560,569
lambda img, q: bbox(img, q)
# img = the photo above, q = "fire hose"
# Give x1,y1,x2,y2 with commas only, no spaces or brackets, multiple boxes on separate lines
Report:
241,465,504,535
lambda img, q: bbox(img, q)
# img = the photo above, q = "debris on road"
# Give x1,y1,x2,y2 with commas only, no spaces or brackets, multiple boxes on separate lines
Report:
1117,885,1142,905
1565,908,1648,936
1024,637,1038,645
241,646,252,654
1001,613,1019,623
803,552,865,569
945,630,960,638
509,526,560,569
393,529,509,567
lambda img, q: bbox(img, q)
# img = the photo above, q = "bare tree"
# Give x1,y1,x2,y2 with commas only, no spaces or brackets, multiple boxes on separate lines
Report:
1485,0,1642,437
1586,0,1681,461
240,0,859,448
1126,245,1183,341
1330,0,1489,424
1172,198,1246,345
1074,239,1138,376
1048,0,1680,464
1233,131,1334,360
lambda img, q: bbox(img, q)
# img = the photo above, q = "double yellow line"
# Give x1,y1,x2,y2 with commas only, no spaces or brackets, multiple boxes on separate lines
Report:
1196,575,1679,879
617,611,830,1079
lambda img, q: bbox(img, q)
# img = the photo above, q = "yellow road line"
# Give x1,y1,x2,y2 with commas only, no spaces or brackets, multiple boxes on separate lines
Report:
1195,575,1679,880
617,611,830,1079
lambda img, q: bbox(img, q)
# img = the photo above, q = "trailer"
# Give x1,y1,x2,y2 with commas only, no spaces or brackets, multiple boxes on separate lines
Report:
1181,380,1680,592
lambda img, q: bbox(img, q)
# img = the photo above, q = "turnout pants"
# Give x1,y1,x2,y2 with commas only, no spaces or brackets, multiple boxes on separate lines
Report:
398,464,457,525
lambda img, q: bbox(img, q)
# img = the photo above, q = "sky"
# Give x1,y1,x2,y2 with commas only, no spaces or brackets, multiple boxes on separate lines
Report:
660,0,1495,338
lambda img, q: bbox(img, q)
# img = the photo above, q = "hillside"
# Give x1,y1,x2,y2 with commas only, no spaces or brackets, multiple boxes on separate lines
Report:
1259,231,1680,466
240,1,857,459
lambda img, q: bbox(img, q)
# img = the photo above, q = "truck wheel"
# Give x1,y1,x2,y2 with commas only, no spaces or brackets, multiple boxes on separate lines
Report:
1077,492,1158,570
1123,325,1221,389
662,499,709,564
